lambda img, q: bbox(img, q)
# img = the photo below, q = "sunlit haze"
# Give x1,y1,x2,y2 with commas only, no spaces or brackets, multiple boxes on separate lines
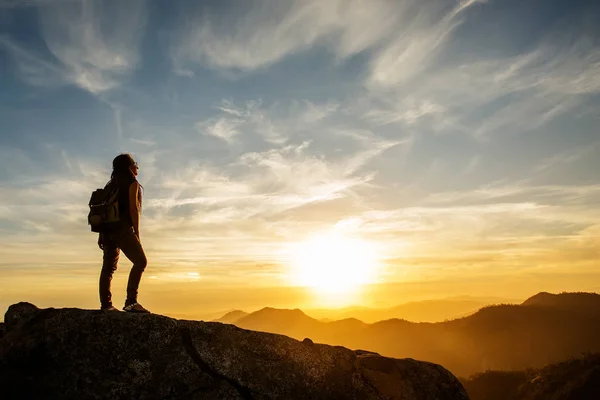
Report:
1,0,599,319
287,230,381,304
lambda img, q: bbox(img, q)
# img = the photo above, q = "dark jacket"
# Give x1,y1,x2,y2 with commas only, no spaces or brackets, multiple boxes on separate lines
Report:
111,175,137,227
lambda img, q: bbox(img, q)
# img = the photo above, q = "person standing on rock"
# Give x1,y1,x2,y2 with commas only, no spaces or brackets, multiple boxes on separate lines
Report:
96,154,150,313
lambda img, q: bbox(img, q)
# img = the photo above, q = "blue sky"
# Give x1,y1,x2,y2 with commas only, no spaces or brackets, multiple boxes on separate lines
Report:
0,0,599,314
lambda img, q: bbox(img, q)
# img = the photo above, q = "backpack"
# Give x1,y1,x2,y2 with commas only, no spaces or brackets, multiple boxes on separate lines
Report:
88,182,122,232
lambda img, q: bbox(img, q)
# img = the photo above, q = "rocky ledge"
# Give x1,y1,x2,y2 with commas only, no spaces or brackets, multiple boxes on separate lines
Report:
0,302,468,400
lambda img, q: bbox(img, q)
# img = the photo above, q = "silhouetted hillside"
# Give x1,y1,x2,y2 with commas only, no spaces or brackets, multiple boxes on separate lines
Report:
462,353,600,400
305,297,507,323
522,292,600,314
235,307,322,337
231,292,600,377
214,309,248,324
217,296,514,325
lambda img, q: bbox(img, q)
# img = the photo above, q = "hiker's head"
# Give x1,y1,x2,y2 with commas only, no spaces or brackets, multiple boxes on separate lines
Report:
111,153,138,180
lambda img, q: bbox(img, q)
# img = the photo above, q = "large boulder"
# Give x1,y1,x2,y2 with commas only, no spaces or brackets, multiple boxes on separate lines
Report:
0,302,469,400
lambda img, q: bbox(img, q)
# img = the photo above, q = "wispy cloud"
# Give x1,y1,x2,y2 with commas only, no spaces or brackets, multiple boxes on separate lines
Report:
423,183,600,209
196,117,244,143
367,0,484,88
362,97,445,126
2,0,600,304
294,100,340,124
534,143,599,172
170,0,488,87
2,0,146,94
214,100,286,144
148,135,394,219
199,99,342,146
333,186,600,278
170,0,600,140
363,27,600,137
172,0,401,73
40,0,146,93
0,36,66,87
129,137,157,147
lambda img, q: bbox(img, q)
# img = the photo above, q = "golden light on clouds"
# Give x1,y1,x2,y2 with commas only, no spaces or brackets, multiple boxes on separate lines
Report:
1,0,599,320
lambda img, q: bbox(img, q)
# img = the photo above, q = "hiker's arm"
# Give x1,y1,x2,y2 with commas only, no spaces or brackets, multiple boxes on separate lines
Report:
129,181,141,238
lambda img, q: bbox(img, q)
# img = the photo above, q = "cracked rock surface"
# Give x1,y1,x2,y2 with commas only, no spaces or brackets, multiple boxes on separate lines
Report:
1,302,469,400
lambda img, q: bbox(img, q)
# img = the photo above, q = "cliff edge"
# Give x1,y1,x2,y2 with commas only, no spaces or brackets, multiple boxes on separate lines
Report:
0,302,468,400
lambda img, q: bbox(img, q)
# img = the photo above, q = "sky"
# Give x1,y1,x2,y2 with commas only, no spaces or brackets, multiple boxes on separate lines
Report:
0,0,599,318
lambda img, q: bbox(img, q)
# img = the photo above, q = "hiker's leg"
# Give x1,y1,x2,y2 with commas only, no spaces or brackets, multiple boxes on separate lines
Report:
99,236,119,308
118,228,148,306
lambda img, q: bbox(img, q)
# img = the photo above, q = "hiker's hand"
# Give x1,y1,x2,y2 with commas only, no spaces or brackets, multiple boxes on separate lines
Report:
98,234,104,250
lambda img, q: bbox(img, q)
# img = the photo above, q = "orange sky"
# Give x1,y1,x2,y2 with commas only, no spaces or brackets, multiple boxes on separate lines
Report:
2,0,600,320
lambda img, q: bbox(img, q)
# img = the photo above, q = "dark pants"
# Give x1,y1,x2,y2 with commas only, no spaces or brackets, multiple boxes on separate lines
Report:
99,226,147,308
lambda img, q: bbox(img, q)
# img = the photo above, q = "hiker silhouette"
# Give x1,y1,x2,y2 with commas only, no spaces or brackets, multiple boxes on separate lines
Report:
93,153,150,313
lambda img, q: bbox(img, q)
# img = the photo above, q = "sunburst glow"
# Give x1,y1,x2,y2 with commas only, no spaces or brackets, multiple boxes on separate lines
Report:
288,232,380,296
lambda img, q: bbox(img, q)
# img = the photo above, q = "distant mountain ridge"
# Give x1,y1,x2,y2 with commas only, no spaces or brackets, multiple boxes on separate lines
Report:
214,296,515,324
307,296,512,323
521,291,600,311
220,292,600,377
214,309,249,324
234,307,322,337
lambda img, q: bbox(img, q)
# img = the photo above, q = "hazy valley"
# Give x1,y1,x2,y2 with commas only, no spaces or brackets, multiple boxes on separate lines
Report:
215,292,600,378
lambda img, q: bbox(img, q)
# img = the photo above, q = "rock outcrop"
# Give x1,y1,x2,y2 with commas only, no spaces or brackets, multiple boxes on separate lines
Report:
0,302,469,400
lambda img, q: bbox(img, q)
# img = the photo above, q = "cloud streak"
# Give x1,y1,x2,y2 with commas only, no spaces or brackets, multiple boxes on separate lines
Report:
196,117,244,143
172,0,401,73
1,0,599,308
1,0,146,94
40,0,146,93
0,36,66,87
367,0,484,88
361,18,600,137
148,133,397,219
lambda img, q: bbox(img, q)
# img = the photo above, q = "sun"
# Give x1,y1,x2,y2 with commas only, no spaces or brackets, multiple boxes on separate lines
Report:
287,232,380,296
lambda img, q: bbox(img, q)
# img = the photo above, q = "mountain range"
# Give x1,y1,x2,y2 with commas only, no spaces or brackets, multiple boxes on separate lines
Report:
215,292,600,377
215,295,515,324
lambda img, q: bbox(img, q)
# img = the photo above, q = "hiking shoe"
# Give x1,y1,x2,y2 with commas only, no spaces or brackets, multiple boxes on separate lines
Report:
101,305,120,311
123,302,150,313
